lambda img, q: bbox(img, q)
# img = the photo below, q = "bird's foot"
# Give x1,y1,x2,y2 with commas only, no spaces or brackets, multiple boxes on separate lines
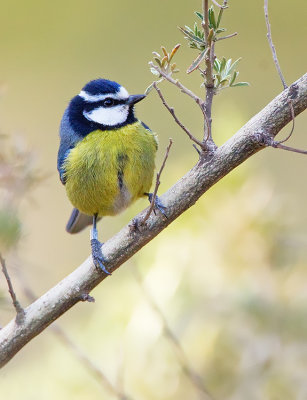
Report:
91,239,111,275
147,193,168,218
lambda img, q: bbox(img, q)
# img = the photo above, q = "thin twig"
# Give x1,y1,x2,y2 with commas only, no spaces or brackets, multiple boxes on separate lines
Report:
271,142,307,155
211,0,225,8
264,0,287,89
275,99,295,144
142,139,173,224
203,0,214,87
264,0,295,145
216,32,237,41
133,267,214,400
203,1,210,43
0,254,24,321
202,0,216,145
216,0,229,29
153,82,204,149
193,143,202,156
149,63,204,108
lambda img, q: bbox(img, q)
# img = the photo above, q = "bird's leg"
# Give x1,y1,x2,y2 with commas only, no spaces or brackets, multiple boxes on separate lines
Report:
144,192,168,218
90,214,111,275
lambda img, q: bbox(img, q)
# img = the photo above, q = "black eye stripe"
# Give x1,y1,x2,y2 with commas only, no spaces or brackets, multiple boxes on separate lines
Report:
96,98,125,106
83,98,127,112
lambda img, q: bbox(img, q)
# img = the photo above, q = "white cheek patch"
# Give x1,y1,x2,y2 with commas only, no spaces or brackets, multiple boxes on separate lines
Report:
83,105,129,126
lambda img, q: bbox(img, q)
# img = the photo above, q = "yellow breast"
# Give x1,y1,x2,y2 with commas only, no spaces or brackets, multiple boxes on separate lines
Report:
64,121,157,217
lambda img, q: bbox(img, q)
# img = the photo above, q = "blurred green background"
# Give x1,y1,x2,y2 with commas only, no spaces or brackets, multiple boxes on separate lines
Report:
0,0,307,399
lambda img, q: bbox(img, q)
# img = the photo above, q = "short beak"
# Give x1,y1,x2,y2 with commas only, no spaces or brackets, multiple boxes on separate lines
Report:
126,94,146,105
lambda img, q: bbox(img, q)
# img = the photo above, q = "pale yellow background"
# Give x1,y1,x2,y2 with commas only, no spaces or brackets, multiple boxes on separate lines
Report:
0,1,307,399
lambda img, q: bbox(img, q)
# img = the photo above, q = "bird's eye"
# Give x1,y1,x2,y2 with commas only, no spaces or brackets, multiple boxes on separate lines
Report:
103,98,114,107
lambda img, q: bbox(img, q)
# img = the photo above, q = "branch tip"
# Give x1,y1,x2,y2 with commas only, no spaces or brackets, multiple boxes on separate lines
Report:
80,293,95,303
0,253,25,320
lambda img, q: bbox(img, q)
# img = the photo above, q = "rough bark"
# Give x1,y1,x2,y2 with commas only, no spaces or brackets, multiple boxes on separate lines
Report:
0,73,306,368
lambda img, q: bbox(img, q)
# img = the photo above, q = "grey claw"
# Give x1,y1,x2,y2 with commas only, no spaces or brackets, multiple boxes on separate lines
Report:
91,239,111,275
148,194,168,219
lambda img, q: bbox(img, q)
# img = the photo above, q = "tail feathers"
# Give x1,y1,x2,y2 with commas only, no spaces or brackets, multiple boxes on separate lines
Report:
66,208,101,234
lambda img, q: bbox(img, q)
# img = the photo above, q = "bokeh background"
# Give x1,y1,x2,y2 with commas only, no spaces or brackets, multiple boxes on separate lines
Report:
0,0,307,399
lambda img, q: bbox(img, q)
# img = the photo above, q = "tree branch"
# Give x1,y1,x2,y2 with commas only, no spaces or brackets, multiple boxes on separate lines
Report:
0,73,306,368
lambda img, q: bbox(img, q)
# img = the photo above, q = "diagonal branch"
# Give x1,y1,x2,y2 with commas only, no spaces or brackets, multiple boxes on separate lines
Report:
0,73,306,368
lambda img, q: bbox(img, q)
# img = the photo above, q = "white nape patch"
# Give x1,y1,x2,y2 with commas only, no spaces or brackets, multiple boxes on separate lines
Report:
79,86,129,103
83,104,129,126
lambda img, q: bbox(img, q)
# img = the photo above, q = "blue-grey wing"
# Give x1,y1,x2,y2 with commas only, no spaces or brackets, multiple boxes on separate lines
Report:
57,108,82,185
141,121,151,131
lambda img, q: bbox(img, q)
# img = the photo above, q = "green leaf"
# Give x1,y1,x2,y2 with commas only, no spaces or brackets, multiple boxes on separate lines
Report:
184,25,195,34
150,67,160,76
208,7,217,29
231,82,249,87
154,57,162,67
178,27,205,45
195,11,203,21
216,6,223,28
161,55,168,67
225,58,232,74
214,58,221,72
144,83,154,95
228,58,241,75
208,28,214,43
187,48,209,74
230,71,238,86
220,57,227,73
215,28,226,34
194,22,198,34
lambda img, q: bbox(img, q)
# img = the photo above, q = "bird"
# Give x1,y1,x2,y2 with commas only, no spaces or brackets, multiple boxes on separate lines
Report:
57,78,165,274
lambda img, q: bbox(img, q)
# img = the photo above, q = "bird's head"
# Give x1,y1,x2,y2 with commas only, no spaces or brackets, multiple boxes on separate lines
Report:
67,79,146,135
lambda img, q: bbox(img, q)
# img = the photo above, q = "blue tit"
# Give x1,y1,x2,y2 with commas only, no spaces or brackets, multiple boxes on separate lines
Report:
57,78,164,274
